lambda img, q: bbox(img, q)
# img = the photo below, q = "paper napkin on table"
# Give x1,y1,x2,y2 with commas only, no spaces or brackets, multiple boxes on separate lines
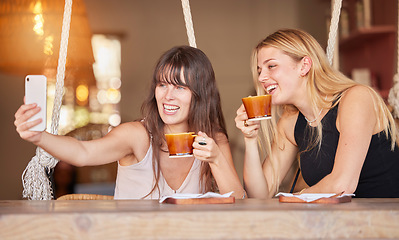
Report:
275,192,355,202
159,191,234,203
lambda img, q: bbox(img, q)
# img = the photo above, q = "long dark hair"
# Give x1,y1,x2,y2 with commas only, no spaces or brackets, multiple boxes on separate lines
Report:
141,45,227,197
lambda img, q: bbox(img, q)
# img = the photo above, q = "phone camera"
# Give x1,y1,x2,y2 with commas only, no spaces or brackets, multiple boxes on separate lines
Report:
27,78,29,81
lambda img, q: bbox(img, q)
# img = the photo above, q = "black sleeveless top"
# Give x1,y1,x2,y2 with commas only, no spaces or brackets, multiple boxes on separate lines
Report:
294,104,399,197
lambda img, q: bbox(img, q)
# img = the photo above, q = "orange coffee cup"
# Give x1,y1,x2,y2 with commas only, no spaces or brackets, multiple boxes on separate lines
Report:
242,95,272,121
165,132,197,158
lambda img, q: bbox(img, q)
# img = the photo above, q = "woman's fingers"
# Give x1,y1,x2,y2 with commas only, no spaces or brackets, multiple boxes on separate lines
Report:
243,125,259,138
14,103,44,142
235,112,249,130
18,129,42,141
235,103,263,139
14,104,39,126
16,118,42,133
197,131,208,146
194,131,210,149
193,131,217,162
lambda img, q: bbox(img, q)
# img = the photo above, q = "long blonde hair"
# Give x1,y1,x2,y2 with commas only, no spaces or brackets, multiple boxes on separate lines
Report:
252,29,398,193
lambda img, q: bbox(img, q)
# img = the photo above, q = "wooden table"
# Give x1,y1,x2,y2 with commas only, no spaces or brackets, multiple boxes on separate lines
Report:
1,198,399,239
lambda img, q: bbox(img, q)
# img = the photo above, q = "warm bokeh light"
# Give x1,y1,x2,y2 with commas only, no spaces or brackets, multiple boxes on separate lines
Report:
76,84,89,102
90,34,121,127
108,113,121,127
97,89,107,104
110,77,121,89
59,105,75,135
0,0,94,75
27,32,123,135
74,107,90,128
44,35,54,55
32,2,44,36
106,88,121,104
90,112,108,124
92,35,121,82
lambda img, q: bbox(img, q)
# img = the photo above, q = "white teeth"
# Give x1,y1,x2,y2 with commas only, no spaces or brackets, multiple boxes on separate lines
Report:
164,104,179,112
266,84,277,93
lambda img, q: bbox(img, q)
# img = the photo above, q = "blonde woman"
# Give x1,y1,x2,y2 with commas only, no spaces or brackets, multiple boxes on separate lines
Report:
235,29,399,198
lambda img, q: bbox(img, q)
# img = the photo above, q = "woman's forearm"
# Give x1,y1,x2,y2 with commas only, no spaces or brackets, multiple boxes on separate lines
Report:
36,132,93,166
209,153,245,199
243,137,270,198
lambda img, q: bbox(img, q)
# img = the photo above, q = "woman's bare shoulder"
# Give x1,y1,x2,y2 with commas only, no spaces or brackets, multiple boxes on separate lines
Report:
340,85,374,104
111,121,151,165
337,85,378,133
118,121,147,131
338,85,376,118
107,121,149,142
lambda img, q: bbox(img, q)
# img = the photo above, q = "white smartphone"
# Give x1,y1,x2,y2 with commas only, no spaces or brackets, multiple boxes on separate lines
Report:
25,75,47,131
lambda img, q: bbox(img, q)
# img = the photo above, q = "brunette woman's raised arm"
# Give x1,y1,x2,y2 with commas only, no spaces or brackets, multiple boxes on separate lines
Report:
15,102,141,167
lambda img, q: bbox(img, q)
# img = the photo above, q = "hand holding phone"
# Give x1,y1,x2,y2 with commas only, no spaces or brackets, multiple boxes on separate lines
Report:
25,75,47,131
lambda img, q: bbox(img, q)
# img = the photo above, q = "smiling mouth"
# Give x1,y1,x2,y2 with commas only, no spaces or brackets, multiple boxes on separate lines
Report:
164,104,180,113
266,84,278,94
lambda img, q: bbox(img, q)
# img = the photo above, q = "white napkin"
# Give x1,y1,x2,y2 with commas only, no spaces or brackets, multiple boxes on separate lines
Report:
159,191,234,203
275,192,355,202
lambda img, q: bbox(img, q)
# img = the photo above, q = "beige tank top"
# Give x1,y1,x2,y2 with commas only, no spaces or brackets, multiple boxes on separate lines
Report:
114,143,204,199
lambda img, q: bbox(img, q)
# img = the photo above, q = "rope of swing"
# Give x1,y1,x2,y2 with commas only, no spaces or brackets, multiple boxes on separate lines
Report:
181,0,197,48
22,0,71,200
326,0,343,66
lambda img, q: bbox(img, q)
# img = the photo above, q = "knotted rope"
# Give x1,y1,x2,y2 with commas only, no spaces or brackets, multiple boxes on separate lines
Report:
388,0,399,118
22,0,72,200
181,0,197,48
326,0,343,66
